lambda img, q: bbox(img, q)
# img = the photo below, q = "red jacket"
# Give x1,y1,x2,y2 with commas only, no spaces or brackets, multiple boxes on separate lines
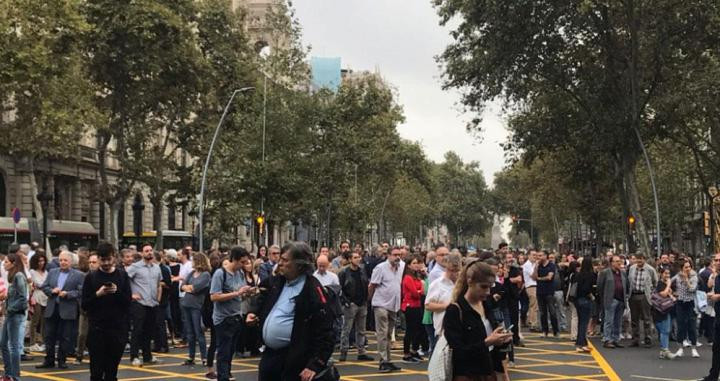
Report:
402,274,424,311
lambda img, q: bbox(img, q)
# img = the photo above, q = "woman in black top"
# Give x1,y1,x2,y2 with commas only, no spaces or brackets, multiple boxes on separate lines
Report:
573,256,597,352
443,260,512,381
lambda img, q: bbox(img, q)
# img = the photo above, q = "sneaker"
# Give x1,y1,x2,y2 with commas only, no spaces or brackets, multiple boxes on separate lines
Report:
131,358,142,367
684,339,691,348
146,357,160,365
182,359,195,366
602,341,616,349
697,341,704,347
388,362,402,372
402,355,419,363
378,363,392,373
675,348,684,358
659,349,676,359
417,349,426,357
692,348,700,358
338,353,346,362
204,371,217,380
357,354,374,361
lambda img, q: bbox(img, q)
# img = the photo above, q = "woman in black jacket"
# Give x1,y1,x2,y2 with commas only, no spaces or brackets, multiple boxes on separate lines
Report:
443,259,513,381
573,256,597,352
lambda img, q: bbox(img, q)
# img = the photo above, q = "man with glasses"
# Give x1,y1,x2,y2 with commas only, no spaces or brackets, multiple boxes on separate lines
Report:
425,252,462,355
259,245,281,283
210,246,253,381
82,242,132,381
247,242,335,381
598,255,628,348
699,253,720,381
428,245,449,284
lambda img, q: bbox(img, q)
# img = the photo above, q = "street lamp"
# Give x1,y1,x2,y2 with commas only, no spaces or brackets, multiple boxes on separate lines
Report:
36,184,53,252
198,87,255,251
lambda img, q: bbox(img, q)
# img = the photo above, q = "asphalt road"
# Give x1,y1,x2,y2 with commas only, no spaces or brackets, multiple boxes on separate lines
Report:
19,333,620,381
591,336,714,381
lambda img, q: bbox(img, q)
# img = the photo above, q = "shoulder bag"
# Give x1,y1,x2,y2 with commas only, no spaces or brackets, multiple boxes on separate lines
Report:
428,303,462,381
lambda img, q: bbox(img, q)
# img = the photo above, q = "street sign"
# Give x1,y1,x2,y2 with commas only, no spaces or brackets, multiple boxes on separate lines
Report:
11,208,20,224
11,207,20,243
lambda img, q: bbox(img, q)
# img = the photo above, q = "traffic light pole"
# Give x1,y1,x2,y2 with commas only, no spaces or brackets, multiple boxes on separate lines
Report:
198,87,254,251
633,126,661,259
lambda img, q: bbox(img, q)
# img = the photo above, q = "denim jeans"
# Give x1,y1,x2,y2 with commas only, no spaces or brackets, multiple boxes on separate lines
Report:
215,316,242,381
676,300,697,346
575,297,593,347
537,293,559,335
655,314,671,350
603,299,625,343
181,306,207,361
1,312,26,380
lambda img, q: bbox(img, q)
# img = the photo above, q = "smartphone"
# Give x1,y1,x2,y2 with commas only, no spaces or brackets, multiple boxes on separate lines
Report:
103,282,114,288
504,324,514,333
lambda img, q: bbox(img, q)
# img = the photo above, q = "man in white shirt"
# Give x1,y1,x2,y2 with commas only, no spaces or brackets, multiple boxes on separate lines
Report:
522,249,539,330
428,245,449,285
425,252,462,337
369,247,405,373
313,255,339,287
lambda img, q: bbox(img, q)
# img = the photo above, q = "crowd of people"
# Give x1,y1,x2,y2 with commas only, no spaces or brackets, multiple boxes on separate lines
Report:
0,239,719,381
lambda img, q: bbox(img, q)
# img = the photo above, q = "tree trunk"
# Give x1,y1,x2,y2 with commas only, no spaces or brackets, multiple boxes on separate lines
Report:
152,199,164,250
27,158,48,252
108,201,120,248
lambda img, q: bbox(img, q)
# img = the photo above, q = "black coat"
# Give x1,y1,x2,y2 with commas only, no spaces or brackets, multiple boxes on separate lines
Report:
257,274,335,380
443,296,504,377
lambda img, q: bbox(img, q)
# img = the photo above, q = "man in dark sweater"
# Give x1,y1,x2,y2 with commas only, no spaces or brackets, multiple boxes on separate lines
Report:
82,242,132,381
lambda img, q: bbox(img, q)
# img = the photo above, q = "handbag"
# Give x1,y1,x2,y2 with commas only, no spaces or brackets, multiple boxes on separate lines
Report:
428,303,462,381
651,291,675,314
566,275,577,303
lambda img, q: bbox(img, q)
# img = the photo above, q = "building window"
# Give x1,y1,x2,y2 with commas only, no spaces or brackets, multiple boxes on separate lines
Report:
117,203,125,239
168,204,176,230
181,205,186,231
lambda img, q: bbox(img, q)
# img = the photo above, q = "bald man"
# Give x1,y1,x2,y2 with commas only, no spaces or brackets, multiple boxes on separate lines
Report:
38,251,85,369
313,255,340,287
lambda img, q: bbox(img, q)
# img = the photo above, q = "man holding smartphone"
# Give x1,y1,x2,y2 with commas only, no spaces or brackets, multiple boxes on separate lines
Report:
81,242,132,381
209,246,252,381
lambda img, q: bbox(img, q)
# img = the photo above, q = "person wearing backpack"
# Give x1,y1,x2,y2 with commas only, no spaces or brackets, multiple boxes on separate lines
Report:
338,251,373,362
0,253,29,381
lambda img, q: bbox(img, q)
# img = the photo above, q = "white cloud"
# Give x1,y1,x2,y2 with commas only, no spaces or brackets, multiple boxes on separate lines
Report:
292,0,509,185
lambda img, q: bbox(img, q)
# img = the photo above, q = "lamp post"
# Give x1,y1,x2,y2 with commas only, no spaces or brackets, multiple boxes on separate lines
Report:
198,87,255,251
36,185,53,252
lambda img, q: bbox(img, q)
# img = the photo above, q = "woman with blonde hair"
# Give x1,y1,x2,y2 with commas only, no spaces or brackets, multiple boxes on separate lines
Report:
443,259,512,381
180,252,211,366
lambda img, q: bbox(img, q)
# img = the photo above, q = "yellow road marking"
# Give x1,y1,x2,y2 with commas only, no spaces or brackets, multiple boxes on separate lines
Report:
19,370,76,381
508,367,608,381
587,340,621,381
117,364,208,380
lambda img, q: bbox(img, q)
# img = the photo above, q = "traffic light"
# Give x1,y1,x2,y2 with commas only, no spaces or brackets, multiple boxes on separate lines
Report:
628,215,636,229
256,214,265,235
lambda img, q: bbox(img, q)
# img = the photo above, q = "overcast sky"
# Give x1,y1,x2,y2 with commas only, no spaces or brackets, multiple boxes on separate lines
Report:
292,0,508,186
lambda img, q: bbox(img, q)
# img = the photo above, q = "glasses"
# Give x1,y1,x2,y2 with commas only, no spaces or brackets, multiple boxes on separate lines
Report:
714,259,720,262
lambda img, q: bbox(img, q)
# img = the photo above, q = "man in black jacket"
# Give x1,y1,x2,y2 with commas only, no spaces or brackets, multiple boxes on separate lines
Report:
82,242,132,381
338,251,374,362
247,242,335,381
